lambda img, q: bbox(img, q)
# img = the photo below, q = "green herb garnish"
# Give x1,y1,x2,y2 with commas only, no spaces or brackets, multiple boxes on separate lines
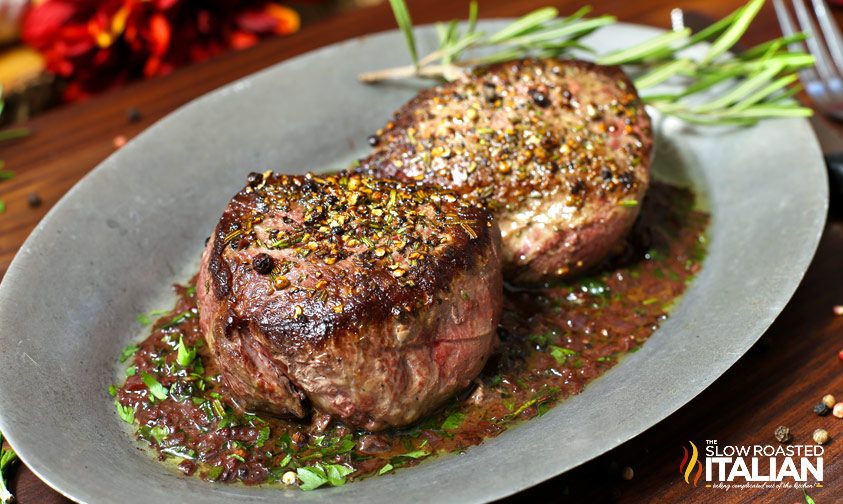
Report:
510,398,538,418
140,424,169,444
162,310,196,330
325,464,355,486
502,386,561,421
365,0,813,126
549,345,577,365
0,431,18,504
115,399,135,424
441,411,465,431
207,466,224,481
176,335,197,367
598,0,812,124
362,2,612,83
378,463,394,475
277,432,294,451
255,426,271,448
297,463,354,491
278,453,293,468
119,344,139,363
388,0,418,65
529,328,559,347
136,309,168,326
141,371,169,401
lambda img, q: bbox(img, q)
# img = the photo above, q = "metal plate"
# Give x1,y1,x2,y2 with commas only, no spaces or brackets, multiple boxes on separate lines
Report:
0,22,828,503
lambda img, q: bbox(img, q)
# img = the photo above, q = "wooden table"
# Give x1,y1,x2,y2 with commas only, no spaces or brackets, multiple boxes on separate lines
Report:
1,0,842,502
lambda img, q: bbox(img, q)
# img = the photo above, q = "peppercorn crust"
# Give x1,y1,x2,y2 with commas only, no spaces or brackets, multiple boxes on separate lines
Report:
205,171,496,346
356,58,653,283
197,172,503,429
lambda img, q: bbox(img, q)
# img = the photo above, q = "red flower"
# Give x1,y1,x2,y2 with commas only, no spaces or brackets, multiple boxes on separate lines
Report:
22,0,301,101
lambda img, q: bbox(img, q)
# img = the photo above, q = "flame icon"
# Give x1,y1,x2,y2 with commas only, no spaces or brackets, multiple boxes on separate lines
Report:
679,441,703,487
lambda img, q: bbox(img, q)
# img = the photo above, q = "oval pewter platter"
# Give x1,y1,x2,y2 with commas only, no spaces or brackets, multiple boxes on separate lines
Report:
0,21,828,504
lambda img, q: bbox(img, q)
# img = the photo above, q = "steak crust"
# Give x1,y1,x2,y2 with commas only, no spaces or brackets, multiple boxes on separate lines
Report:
197,172,503,430
357,58,653,283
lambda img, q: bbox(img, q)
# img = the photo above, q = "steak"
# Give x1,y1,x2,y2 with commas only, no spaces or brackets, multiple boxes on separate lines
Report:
357,58,653,283
196,171,502,431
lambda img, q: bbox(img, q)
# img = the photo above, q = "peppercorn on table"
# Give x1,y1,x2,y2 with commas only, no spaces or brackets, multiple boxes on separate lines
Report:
1,0,842,502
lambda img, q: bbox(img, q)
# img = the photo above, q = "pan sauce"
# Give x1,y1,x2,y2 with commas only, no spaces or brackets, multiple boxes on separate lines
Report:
113,182,708,488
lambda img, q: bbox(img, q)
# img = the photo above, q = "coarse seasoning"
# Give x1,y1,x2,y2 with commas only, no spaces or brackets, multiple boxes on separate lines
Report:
113,182,708,489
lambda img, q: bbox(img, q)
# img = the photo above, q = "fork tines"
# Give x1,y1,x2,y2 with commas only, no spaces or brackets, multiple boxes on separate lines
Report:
774,0,843,112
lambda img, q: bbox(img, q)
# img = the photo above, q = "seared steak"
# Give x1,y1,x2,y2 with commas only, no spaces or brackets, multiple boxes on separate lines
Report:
357,58,653,283
197,172,502,431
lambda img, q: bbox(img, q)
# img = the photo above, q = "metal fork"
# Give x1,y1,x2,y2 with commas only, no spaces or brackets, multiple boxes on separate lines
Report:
774,0,843,119
774,0,843,205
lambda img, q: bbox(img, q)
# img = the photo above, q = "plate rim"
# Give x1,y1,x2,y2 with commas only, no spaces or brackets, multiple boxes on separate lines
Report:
0,20,829,503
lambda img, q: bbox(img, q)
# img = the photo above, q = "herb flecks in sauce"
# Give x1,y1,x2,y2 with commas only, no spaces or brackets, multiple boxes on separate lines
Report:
114,182,707,488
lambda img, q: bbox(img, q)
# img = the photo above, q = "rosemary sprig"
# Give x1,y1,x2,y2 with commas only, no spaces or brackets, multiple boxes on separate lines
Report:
0,431,17,504
599,0,814,124
359,3,615,83
389,0,418,66
362,0,814,126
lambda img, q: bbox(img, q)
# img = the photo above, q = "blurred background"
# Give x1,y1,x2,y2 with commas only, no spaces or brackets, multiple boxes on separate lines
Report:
0,0,386,124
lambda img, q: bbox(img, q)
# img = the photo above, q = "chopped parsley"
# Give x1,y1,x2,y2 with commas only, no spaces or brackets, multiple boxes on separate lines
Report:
310,434,355,457
136,309,169,326
277,432,294,451
140,424,169,444
278,453,292,468
255,427,271,448
176,335,197,367
118,344,139,363
441,412,464,431
141,371,169,401
529,328,560,347
207,466,224,481
297,463,354,491
325,464,354,486
162,310,197,330
549,345,577,365
114,399,135,424
1,430,18,503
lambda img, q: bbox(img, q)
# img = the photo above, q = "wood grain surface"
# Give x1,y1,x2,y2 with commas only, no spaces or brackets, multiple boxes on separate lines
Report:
1,1,841,502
